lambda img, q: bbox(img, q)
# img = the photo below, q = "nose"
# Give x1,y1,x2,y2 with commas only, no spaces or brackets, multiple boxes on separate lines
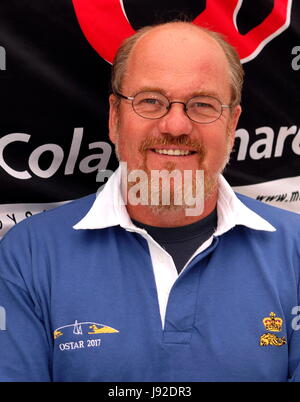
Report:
157,102,193,137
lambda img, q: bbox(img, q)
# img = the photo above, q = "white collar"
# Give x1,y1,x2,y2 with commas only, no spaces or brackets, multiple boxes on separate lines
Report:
73,167,276,234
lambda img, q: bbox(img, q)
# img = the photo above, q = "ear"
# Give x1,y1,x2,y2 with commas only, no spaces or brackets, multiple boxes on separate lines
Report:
108,94,119,145
227,104,242,148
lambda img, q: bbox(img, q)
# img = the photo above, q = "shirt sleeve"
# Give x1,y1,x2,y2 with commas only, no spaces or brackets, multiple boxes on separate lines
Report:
288,308,300,380
0,226,52,382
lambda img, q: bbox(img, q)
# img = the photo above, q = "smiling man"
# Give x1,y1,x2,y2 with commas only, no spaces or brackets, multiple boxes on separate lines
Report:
1,21,300,382
109,22,241,226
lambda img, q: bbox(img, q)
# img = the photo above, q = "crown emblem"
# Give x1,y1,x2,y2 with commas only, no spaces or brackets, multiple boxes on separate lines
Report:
262,312,282,332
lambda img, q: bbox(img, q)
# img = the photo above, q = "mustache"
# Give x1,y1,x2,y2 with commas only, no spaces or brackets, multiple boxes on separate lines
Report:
138,134,205,155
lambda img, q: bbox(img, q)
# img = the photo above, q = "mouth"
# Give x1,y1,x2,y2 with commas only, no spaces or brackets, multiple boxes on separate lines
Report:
150,148,197,156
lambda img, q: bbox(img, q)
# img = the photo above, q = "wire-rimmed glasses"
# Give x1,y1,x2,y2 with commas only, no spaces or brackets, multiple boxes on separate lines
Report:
115,91,231,124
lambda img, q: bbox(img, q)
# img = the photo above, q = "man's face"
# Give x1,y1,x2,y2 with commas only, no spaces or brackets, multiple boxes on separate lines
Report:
109,25,241,206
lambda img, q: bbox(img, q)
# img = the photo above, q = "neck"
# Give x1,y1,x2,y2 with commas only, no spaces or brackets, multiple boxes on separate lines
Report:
125,189,218,227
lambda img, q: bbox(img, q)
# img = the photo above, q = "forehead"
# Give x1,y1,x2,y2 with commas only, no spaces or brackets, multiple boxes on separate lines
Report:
123,25,231,100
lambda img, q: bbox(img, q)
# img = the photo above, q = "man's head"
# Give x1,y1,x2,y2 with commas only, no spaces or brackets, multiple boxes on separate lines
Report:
108,21,243,221
111,22,243,109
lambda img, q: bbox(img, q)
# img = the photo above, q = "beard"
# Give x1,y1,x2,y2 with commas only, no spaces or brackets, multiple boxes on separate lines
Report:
114,128,233,216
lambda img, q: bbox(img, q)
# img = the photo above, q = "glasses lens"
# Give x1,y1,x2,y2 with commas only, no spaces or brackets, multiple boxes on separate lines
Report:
133,92,168,119
187,96,222,123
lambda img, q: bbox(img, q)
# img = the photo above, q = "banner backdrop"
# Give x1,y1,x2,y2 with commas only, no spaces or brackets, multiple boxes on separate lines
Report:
0,0,299,237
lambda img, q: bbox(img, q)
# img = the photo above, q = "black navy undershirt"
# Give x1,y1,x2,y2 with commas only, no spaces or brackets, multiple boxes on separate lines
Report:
132,208,218,274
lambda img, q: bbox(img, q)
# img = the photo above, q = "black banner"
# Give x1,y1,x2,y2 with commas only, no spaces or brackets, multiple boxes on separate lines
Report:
0,0,299,237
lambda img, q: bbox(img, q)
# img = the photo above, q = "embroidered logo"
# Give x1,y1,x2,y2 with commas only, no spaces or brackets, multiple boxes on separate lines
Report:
259,312,286,347
53,320,119,351
260,333,287,346
262,312,282,332
53,320,119,339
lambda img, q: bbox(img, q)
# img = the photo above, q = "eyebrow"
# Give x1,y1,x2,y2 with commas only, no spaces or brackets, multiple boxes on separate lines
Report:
133,86,222,100
191,90,221,98
133,86,167,96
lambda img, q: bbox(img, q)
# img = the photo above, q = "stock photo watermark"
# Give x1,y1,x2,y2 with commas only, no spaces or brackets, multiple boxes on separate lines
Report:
0,46,6,71
291,46,300,71
96,162,205,216
291,306,300,330
0,306,6,330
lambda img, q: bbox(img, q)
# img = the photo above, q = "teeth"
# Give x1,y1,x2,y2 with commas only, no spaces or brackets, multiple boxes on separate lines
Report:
154,149,192,156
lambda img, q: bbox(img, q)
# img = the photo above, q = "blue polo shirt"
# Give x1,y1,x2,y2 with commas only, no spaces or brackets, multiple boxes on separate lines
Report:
0,170,300,382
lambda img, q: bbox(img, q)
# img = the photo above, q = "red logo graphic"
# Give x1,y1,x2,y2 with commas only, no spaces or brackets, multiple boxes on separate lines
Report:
72,0,293,63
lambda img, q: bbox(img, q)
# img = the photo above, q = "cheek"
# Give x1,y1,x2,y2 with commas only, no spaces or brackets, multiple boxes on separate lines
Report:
118,128,140,153
201,127,231,169
114,123,144,167
117,115,157,154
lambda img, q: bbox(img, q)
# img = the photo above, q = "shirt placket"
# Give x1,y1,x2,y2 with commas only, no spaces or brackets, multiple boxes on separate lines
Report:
146,233,218,339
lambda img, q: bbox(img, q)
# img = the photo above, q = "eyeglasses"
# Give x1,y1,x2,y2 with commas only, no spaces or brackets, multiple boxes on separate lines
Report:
115,91,231,124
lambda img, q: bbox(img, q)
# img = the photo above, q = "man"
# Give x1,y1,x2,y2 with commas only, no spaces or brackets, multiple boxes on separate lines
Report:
0,21,300,382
